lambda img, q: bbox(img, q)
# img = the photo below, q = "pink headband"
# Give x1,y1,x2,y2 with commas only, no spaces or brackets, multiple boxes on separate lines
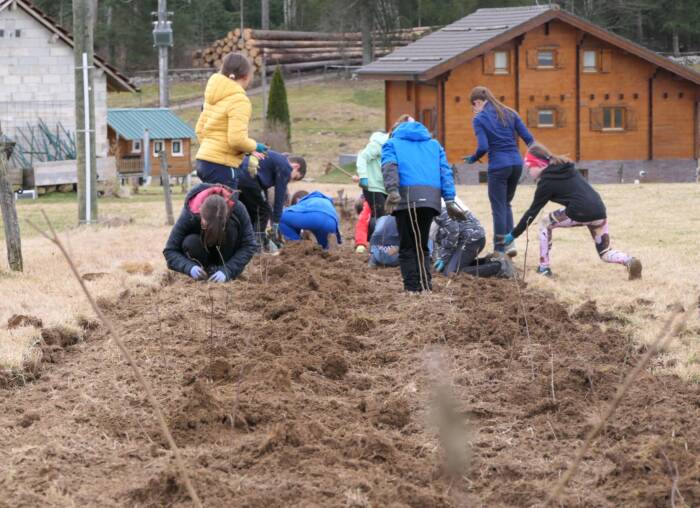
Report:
524,152,549,170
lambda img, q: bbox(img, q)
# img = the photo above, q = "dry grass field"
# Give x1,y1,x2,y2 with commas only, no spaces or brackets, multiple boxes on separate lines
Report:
2,182,699,385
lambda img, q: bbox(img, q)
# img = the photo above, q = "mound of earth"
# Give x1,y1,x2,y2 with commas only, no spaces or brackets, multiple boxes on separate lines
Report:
1,242,699,507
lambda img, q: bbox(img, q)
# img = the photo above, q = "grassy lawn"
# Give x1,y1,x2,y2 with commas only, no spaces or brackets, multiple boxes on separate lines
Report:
108,81,207,108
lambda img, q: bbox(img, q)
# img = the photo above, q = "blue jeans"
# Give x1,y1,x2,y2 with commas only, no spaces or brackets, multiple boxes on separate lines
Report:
196,159,237,189
279,211,338,250
487,165,522,252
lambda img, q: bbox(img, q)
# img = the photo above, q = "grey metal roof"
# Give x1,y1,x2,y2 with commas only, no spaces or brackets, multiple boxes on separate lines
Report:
107,109,195,141
358,5,550,77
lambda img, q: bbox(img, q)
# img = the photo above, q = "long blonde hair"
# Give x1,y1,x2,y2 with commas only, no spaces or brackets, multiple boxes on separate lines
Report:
469,86,516,125
527,142,572,166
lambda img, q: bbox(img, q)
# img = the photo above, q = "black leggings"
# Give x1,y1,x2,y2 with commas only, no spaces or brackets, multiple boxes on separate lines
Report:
362,189,387,239
395,207,436,292
238,184,271,236
443,237,486,275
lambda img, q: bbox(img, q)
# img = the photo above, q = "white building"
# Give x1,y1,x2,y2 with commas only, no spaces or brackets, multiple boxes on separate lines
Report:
0,0,135,162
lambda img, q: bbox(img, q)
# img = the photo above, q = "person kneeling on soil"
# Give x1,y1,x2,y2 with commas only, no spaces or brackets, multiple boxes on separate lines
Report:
505,142,642,280
163,183,257,282
381,117,466,292
368,214,400,267
279,190,342,251
235,151,306,248
431,199,512,278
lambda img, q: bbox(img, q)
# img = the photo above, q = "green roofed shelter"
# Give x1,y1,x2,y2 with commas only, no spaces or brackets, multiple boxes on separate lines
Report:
107,108,196,178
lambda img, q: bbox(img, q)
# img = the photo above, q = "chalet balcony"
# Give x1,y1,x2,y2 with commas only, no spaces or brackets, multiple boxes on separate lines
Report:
116,156,145,175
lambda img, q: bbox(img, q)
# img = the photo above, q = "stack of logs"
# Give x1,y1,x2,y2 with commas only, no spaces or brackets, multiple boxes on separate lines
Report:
193,27,432,74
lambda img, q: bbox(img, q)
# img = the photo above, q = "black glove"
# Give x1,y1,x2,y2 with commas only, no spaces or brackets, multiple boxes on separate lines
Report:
445,200,468,221
384,190,401,214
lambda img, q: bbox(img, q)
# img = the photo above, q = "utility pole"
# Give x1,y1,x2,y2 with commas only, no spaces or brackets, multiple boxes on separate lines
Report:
261,0,270,117
153,0,173,108
73,0,98,224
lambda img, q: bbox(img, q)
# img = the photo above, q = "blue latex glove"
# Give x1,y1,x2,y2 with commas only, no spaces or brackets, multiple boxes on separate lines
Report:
208,270,227,283
255,142,268,153
434,259,445,273
504,233,515,245
464,155,477,164
359,177,369,188
189,266,206,281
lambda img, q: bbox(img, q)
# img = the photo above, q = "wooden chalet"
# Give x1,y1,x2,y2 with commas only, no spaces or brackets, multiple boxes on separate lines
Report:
357,5,700,183
107,108,195,178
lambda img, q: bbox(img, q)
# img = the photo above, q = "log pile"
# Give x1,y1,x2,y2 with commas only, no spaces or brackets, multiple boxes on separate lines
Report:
192,27,432,74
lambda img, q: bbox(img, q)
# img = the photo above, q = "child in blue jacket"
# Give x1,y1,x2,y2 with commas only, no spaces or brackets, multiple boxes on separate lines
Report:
279,190,342,250
465,86,534,256
381,118,465,292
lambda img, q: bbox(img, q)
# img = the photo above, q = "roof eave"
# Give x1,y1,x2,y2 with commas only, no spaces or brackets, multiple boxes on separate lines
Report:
356,70,420,81
420,9,559,81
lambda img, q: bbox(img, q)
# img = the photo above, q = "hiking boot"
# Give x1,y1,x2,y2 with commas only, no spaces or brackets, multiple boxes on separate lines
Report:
627,257,642,280
504,239,517,258
536,266,553,277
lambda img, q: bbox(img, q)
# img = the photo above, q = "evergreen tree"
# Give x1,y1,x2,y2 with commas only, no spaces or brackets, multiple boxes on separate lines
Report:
266,66,291,147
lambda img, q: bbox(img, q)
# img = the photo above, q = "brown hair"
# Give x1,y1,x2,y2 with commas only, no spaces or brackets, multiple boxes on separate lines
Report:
290,190,309,206
527,142,572,166
200,195,229,249
469,86,516,125
287,155,307,178
390,114,413,136
220,53,252,80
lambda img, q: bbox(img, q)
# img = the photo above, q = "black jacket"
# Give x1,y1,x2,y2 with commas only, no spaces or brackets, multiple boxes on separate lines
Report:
512,163,606,238
163,184,257,280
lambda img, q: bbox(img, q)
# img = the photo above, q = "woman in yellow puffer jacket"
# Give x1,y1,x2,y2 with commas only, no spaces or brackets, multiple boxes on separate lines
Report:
195,53,267,188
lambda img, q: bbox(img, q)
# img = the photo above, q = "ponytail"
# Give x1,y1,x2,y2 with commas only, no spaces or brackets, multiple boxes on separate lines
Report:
469,86,516,126
200,195,229,249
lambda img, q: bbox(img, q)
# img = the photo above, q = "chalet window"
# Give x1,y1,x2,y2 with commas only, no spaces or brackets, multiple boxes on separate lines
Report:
171,139,184,157
583,50,597,72
537,50,555,68
131,140,142,154
153,140,164,156
527,107,566,128
0,29,4,38
590,106,635,132
14,29,21,38
494,51,509,74
603,107,625,130
537,109,556,128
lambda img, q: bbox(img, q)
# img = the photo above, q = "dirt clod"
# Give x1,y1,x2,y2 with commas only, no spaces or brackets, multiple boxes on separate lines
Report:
322,354,349,380
264,304,296,321
7,314,43,329
40,326,81,347
120,261,154,275
18,411,40,428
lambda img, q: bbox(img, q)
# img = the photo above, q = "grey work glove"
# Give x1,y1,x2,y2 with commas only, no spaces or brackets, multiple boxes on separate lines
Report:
445,200,468,221
384,190,401,214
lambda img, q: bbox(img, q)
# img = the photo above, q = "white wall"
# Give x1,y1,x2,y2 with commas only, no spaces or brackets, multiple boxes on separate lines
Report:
0,4,108,158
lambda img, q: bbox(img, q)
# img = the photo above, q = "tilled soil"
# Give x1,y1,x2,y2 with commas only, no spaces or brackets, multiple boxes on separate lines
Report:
1,242,699,507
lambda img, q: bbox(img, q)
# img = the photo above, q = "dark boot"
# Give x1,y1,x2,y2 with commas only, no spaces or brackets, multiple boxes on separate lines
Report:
399,251,421,292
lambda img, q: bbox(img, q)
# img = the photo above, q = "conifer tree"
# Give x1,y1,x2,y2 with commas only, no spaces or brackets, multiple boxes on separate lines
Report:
266,66,291,146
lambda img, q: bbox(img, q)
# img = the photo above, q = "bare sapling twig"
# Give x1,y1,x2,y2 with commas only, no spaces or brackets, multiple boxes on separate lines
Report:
549,346,556,403
521,216,532,283
546,309,688,506
27,210,203,508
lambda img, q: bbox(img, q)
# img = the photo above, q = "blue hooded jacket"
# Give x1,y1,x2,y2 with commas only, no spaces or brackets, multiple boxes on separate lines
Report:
381,121,455,214
470,102,534,170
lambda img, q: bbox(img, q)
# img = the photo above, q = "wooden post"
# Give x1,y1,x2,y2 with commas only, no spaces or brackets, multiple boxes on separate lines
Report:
159,151,174,226
0,134,23,272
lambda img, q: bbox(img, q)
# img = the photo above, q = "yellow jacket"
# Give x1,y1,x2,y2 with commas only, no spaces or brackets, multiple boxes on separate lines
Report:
195,74,257,168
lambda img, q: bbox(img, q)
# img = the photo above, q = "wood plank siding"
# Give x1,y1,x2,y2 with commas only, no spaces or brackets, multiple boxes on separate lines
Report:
382,19,700,166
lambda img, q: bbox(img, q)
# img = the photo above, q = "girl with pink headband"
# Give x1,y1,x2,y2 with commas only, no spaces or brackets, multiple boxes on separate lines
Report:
505,143,642,280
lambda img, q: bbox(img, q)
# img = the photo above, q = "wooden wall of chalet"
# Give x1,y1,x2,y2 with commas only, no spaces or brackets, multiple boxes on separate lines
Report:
108,133,192,177
384,19,699,165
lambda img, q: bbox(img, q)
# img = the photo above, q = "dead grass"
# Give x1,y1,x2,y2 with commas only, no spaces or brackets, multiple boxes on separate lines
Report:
1,181,699,383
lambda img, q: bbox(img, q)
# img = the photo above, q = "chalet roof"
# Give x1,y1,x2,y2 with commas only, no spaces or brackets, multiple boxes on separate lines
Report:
357,4,700,86
107,109,195,141
0,0,138,92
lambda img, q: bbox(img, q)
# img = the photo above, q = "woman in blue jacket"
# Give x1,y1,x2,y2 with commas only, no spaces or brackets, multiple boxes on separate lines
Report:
279,190,342,250
381,118,465,293
465,86,534,256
